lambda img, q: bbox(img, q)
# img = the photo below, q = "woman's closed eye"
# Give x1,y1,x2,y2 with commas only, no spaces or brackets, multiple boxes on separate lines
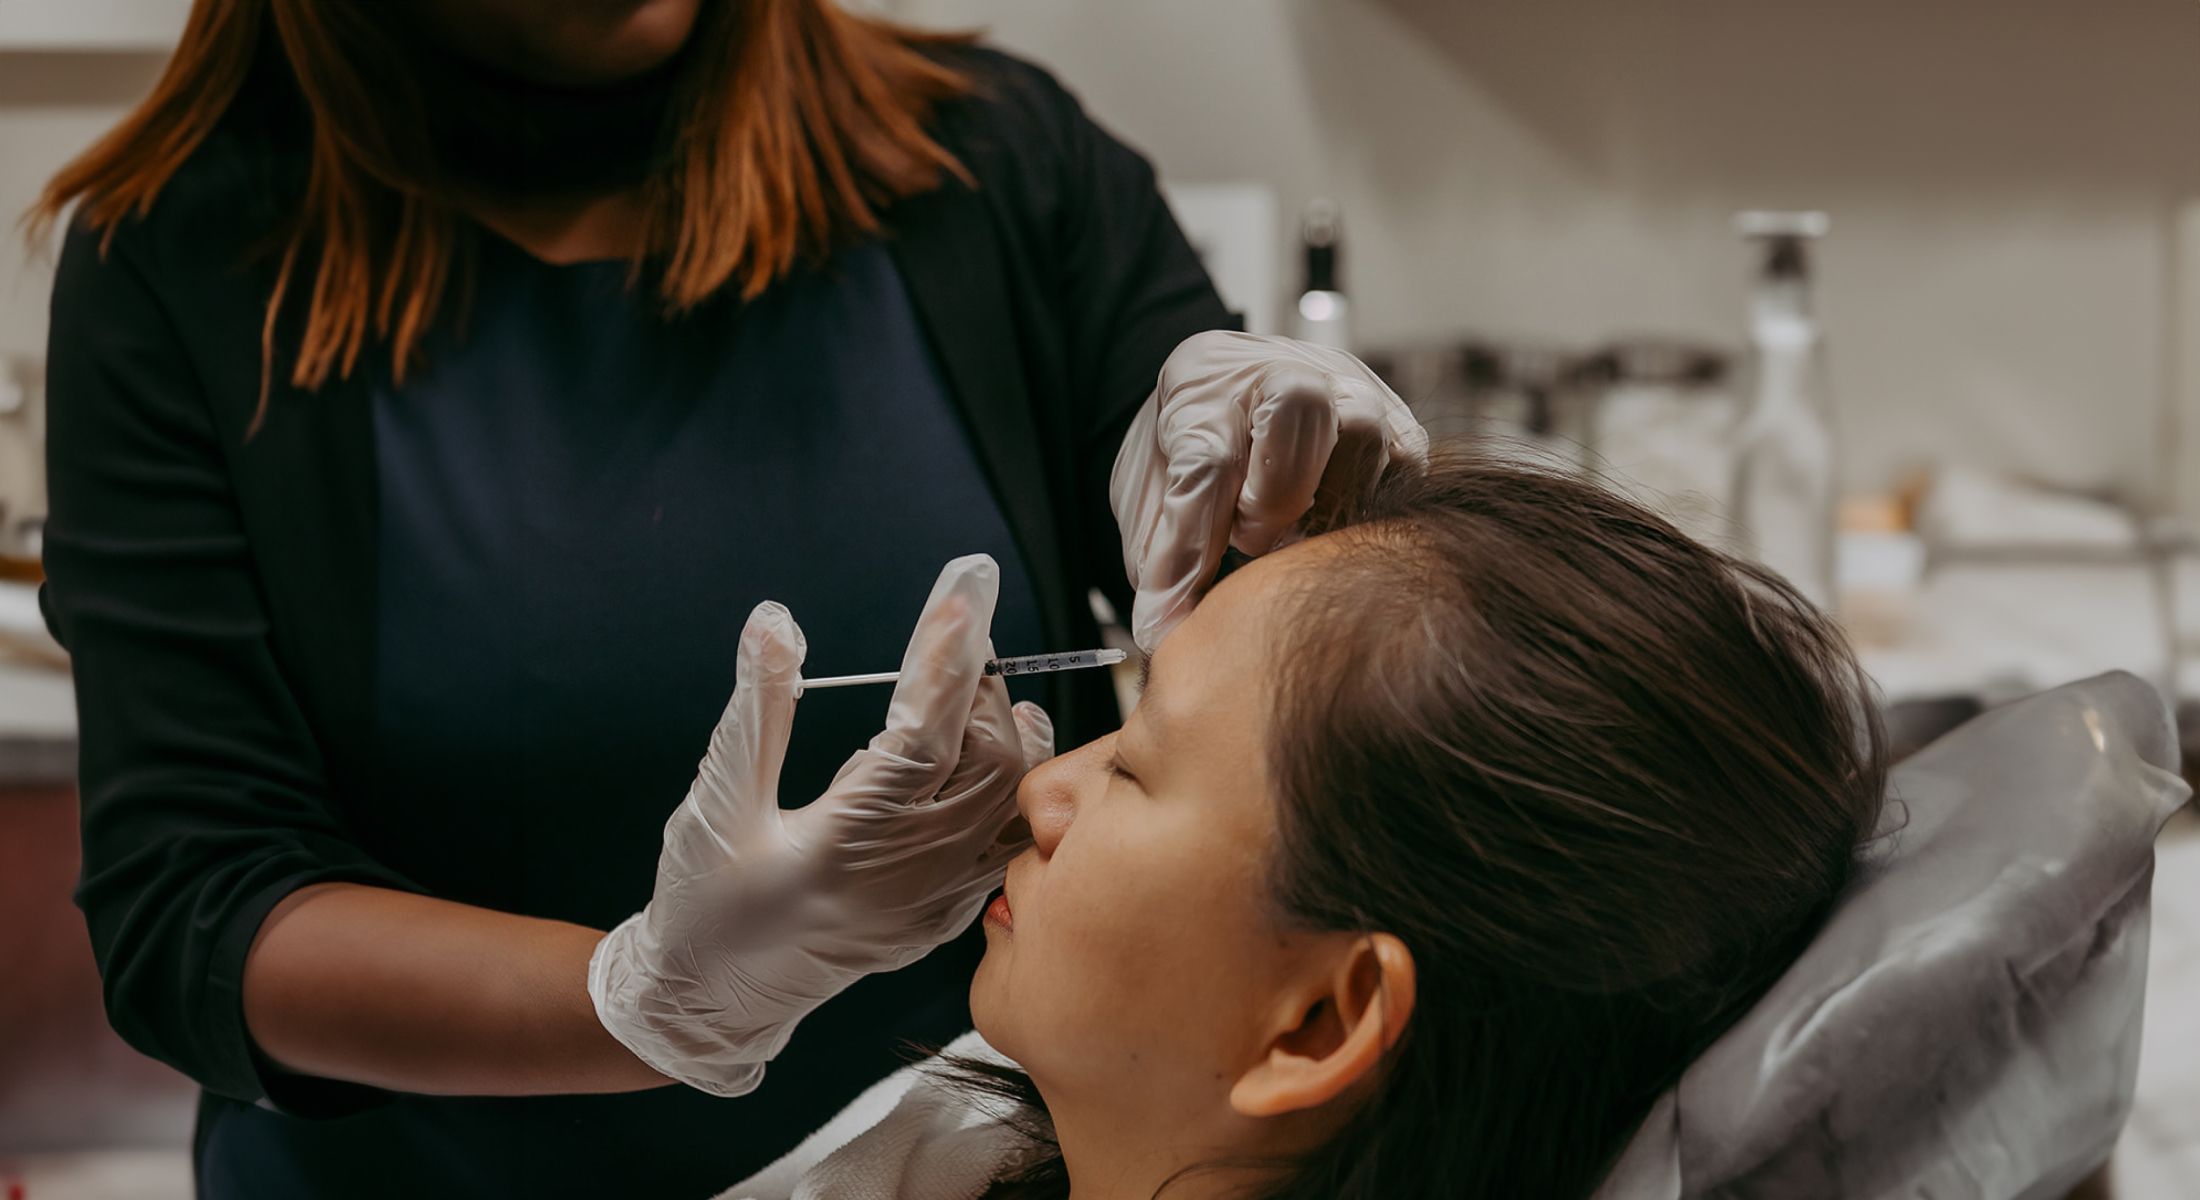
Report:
1106,755,1141,788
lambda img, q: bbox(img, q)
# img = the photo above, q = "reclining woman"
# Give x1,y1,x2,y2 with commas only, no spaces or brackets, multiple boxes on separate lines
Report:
726,455,1889,1200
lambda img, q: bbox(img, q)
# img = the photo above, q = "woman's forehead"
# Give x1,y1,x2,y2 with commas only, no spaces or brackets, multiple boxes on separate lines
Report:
1141,543,1336,731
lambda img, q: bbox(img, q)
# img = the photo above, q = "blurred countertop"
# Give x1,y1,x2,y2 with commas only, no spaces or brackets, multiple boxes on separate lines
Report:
0,580,74,786
0,656,73,785
1854,558,2182,706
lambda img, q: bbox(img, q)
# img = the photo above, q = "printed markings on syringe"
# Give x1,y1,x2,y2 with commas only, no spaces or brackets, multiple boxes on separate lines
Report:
984,649,1122,677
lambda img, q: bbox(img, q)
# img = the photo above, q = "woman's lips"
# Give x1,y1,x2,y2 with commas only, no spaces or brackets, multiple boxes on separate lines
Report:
983,890,1012,931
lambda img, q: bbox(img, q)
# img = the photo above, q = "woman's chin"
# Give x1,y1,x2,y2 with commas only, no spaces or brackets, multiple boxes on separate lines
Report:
525,0,703,86
968,951,1013,1043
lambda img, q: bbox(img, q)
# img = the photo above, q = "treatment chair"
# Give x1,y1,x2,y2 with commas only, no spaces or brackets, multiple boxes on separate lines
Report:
1594,671,2189,1199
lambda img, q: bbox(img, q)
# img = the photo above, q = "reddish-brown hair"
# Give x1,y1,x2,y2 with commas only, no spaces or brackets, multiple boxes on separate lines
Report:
28,0,971,428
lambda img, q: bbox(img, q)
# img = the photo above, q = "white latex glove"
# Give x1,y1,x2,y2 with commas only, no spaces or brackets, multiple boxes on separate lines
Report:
1111,330,1429,653
589,555,1042,1097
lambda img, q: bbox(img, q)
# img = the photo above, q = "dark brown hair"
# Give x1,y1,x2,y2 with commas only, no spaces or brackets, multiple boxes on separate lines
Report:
27,0,971,430
955,453,1888,1199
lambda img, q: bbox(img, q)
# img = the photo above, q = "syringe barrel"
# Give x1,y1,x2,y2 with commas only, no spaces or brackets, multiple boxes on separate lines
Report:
984,649,1125,677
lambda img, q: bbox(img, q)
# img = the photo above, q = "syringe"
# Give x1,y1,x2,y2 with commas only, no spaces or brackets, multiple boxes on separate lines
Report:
795,648,1127,697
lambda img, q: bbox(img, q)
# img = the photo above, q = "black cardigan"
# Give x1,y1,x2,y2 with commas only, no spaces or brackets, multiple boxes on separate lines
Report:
42,45,1231,1112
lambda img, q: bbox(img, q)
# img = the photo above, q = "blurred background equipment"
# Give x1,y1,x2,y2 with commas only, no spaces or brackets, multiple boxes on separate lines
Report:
1361,338,1599,471
1579,337,1739,551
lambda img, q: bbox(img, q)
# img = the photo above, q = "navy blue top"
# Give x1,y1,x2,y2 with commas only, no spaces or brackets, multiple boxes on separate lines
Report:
193,236,1049,1196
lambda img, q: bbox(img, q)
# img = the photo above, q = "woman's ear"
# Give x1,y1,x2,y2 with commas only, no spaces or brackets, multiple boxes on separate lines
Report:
1229,933,1416,1119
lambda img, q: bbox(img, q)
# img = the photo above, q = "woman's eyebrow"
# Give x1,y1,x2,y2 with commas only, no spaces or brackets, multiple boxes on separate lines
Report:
1137,653,1155,696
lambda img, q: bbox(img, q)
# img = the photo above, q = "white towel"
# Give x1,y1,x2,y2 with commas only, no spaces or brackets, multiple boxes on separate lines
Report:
718,1032,1042,1200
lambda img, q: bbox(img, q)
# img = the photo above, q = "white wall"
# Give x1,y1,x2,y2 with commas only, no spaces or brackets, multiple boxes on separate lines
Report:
0,51,167,365
890,0,2200,506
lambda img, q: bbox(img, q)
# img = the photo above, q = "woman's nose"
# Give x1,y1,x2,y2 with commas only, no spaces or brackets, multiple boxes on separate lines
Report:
1016,734,1113,854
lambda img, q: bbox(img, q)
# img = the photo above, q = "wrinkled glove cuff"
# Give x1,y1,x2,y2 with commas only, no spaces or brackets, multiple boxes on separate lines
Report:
588,912,777,1099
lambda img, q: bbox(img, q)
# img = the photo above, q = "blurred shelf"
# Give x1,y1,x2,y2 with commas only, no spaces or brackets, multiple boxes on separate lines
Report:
0,0,187,52
0,612,73,786
1,1150,192,1200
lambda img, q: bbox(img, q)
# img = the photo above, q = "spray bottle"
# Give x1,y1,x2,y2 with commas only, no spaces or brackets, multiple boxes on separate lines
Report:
1731,211,1835,609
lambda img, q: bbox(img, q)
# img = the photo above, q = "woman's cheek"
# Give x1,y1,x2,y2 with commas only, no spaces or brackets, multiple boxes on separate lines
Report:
1061,832,1198,971
1029,842,1138,971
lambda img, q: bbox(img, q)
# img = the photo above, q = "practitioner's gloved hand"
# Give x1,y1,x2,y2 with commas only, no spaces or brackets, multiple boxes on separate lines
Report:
589,555,1038,1097
1111,331,1429,653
